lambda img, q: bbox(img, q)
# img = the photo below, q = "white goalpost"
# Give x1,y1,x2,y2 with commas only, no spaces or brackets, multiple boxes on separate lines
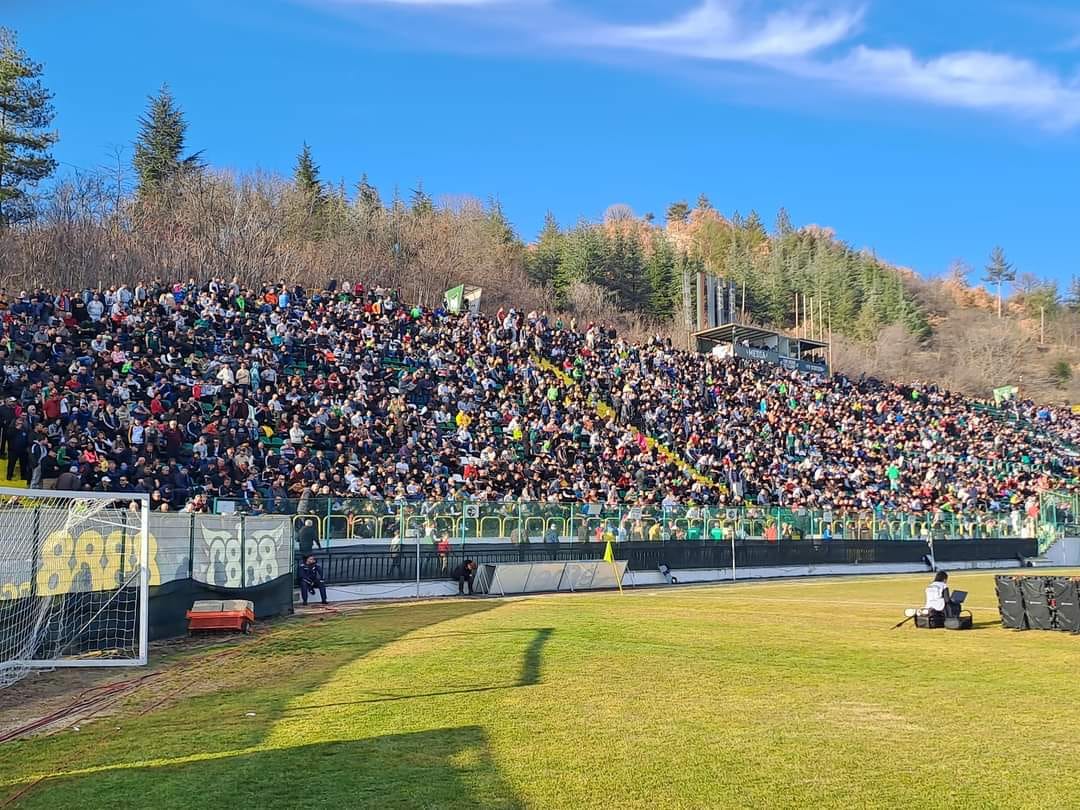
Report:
0,487,150,688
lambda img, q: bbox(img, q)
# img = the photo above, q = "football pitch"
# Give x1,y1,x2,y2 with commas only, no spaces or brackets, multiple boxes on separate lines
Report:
3,570,1080,809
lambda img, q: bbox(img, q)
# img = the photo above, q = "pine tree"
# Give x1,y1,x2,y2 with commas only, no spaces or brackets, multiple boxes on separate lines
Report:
666,201,689,224
527,211,564,287
0,28,58,225
645,232,677,320
743,210,767,245
410,181,433,217
356,173,380,210
486,197,517,247
293,142,322,197
132,84,202,197
774,207,794,237
1067,275,1080,312
983,246,1015,319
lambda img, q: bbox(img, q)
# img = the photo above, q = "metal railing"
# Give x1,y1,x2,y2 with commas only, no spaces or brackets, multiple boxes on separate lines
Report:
213,497,1036,551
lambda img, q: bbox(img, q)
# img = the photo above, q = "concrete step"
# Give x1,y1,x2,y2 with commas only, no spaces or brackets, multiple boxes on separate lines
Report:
1025,557,1057,567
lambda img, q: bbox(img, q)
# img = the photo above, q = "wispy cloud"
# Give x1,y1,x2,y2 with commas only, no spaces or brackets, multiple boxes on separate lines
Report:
819,46,1080,129
590,1,862,61
305,0,1080,129
580,1,1080,129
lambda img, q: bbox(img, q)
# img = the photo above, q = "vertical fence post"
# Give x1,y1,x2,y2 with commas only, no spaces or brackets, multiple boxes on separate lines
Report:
730,515,736,582
409,503,419,599
239,514,246,588
29,507,41,600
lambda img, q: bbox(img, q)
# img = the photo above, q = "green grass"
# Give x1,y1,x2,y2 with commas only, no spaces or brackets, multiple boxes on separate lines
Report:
4,570,1080,809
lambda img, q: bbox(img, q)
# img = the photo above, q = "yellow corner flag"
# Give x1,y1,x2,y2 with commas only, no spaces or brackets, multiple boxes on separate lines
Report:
603,540,623,593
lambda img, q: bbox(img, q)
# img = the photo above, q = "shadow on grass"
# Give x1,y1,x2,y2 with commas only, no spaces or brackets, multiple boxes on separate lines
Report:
13,726,524,810
519,627,553,686
275,627,554,712
0,600,502,788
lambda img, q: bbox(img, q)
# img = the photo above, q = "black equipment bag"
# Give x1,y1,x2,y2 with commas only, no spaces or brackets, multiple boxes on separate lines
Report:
1048,577,1080,633
914,611,944,629
944,610,973,630
995,575,1027,630
1021,577,1054,630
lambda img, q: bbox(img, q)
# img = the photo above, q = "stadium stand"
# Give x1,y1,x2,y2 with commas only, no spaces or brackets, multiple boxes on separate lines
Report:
0,280,1075,530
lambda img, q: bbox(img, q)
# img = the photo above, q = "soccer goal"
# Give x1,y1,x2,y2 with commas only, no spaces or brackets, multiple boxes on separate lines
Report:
0,487,150,688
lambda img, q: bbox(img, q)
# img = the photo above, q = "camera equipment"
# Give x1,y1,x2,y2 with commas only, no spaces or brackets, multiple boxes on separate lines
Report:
995,575,1080,633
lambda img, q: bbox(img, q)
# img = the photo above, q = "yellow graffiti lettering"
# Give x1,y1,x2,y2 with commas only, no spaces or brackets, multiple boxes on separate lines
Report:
35,530,75,596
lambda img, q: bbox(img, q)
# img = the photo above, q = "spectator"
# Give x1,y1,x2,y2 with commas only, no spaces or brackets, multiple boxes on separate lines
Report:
297,518,321,556
451,559,477,595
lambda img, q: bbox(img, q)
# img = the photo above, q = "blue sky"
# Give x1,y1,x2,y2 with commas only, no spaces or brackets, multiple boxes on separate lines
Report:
10,0,1080,282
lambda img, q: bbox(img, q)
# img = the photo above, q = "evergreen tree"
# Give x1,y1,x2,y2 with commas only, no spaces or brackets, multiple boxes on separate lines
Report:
666,201,689,224
0,28,58,225
774,207,794,237
355,173,381,213
645,232,677,320
527,211,563,286
983,246,1015,318
485,197,517,247
1067,275,1080,312
410,181,433,217
132,84,202,197
743,210,767,245
293,142,322,198
556,222,607,308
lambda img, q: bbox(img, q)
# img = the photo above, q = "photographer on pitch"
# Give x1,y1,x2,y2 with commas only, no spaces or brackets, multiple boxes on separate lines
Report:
298,554,328,606
924,571,953,620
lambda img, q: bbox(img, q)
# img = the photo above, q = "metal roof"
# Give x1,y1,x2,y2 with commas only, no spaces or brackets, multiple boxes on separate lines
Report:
693,322,829,350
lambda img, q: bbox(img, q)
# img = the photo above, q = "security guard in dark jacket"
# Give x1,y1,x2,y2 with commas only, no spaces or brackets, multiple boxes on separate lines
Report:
298,555,328,606
451,559,477,595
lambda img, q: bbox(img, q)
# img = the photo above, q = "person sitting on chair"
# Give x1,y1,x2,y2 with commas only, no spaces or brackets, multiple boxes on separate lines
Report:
924,571,950,620
451,559,477,595
299,554,328,606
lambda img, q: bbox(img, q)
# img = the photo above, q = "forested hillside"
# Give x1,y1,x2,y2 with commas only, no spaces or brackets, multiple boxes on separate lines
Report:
2,38,1077,404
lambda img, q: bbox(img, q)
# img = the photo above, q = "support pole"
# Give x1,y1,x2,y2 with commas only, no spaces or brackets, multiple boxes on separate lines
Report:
730,528,736,582
138,495,150,665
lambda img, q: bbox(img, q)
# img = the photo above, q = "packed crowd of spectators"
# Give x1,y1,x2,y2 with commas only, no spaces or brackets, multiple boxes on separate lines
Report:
0,279,1075,525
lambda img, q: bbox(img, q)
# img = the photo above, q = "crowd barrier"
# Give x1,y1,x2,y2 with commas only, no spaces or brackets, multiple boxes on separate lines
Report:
307,538,1037,586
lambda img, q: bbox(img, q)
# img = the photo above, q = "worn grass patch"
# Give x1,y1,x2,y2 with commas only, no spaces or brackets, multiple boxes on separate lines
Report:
3,570,1080,809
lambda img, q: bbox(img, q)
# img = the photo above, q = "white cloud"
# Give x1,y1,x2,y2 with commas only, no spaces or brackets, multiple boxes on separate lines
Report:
580,1,1080,129
788,46,1080,130
304,0,1080,129
592,0,861,61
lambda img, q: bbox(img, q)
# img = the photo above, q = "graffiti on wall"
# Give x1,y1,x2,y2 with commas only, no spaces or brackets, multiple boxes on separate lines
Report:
0,514,291,599
196,520,289,588
0,529,160,600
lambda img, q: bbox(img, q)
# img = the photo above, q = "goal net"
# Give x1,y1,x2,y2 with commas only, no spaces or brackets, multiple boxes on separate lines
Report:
0,488,149,688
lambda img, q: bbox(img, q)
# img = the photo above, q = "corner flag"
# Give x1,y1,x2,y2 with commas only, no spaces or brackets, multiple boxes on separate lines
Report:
603,540,623,593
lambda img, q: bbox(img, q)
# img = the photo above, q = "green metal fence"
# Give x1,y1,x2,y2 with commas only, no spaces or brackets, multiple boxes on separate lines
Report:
212,497,1034,550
